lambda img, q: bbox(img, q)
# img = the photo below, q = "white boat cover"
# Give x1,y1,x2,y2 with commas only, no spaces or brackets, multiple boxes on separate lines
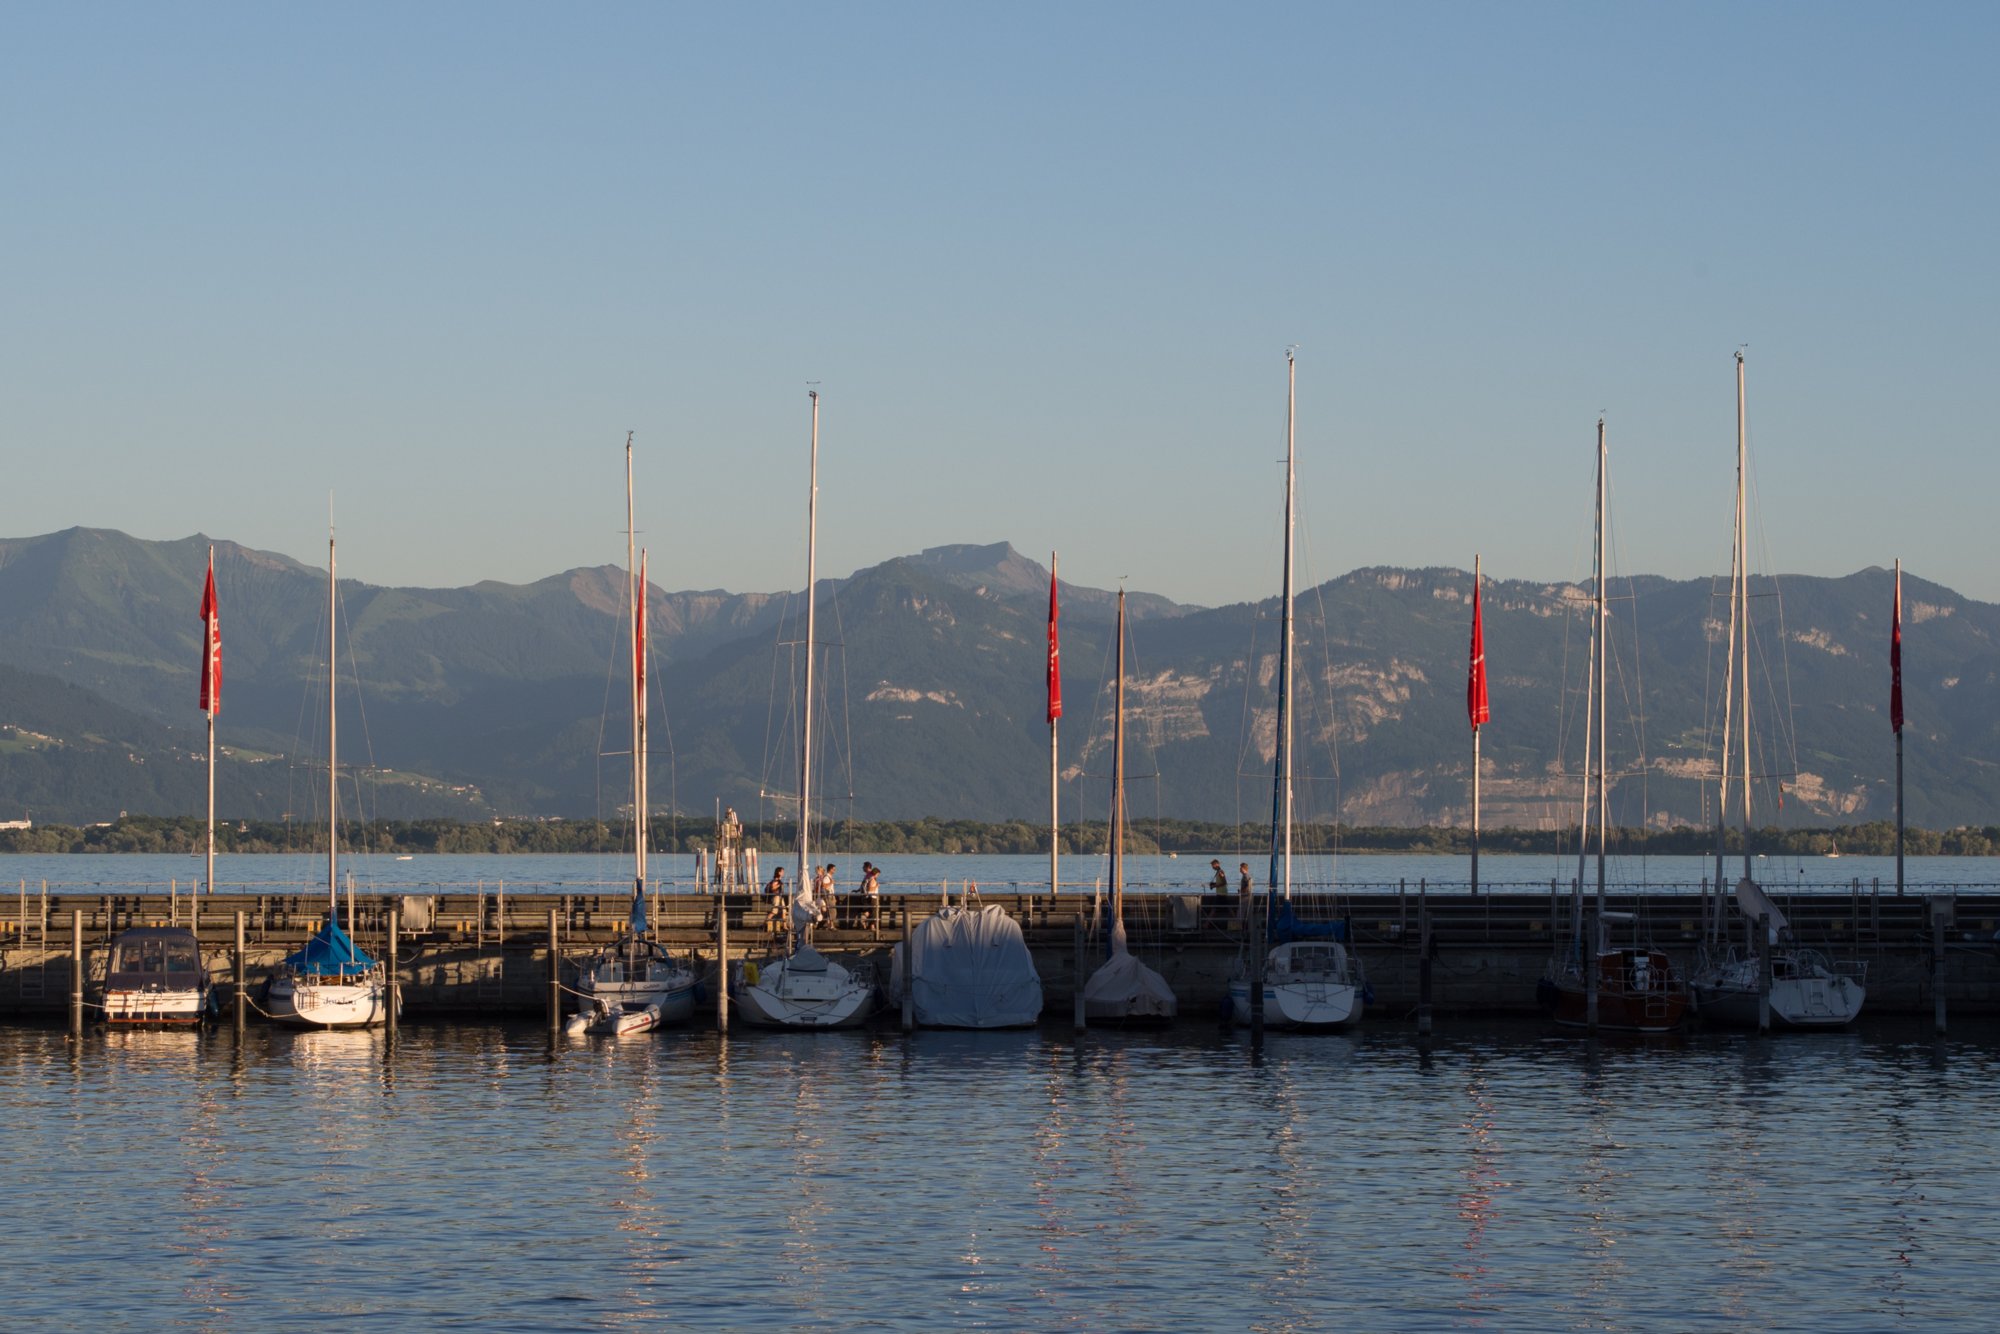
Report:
1082,945,1177,1020
893,905,1043,1028
1733,877,1789,941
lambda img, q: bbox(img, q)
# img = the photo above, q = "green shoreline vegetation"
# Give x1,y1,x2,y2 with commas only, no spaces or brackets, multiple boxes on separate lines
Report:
1,814,1996,857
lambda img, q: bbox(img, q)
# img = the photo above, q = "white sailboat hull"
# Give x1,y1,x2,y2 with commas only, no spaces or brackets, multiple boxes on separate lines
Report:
267,972,397,1029
1229,978,1364,1030
1229,940,1365,1030
734,954,877,1029
1693,954,1866,1029
576,951,698,1026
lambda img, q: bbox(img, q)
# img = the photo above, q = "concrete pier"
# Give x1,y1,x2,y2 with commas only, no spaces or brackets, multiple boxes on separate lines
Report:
5,887,1997,1021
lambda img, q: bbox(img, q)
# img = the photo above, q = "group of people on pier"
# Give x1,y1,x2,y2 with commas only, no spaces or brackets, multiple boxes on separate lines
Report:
762,860,882,937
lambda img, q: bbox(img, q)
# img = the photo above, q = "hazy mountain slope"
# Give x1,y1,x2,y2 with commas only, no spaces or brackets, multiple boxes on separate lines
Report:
0,528,1990,827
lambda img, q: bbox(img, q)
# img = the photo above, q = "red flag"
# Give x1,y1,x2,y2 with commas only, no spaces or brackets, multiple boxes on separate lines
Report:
1467,576,1489,729
636,551,648,698
198,555,221,715
1046,561,1062,725
1890,564,1904,734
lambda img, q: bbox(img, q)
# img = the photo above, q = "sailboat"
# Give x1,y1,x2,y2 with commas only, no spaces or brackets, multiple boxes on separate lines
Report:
571,437,699,1032
1690,353,1866,1029
267,529,399,1029
1539,420,1690,1033
1228,350,1366,1031
734,389,878,1029
1081,589,1178,1023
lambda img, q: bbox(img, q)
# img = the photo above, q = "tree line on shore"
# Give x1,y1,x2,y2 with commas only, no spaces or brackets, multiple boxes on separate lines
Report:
1,814,1996,857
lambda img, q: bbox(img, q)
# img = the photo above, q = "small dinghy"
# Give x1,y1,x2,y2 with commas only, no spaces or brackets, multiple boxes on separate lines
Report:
564,1000,661,1037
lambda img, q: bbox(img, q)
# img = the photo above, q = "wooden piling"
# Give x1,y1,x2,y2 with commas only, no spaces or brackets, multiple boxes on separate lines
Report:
1418,896,1433,1037
69,909,84,1037
1932,896,1948,1035
716,894,730,1034
1584,909,1598,1032
900,906,914,1032
1249,898,1265,1041
547,907,561,1037
1757,912,1772,1033
387,906,400,1037
232,910,247,1035
1072,912,1086,1033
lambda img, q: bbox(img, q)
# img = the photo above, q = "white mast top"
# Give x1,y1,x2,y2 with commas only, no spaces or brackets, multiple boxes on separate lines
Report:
327,527,338,912
1735,351,1752,884
627,433,646,894
800,389,820,904
1280,347,1296,900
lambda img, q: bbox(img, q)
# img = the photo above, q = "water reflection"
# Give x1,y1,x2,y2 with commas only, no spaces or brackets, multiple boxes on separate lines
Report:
4,1019,2000,1330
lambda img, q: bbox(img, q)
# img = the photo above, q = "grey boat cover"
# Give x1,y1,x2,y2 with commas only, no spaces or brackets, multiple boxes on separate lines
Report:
892,905,1043,1028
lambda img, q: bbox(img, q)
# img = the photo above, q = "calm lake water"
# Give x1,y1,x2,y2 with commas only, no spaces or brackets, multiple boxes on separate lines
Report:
2,851,1996,898
6,1017,1996,1330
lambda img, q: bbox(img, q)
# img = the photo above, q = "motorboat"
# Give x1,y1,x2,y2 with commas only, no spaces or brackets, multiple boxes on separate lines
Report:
101,926,212,1025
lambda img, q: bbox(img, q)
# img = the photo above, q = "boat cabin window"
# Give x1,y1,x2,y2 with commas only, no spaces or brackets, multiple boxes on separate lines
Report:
164,944,199,974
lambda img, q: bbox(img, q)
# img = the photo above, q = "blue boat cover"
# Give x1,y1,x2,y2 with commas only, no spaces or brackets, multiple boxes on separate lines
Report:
630,883,649,936
1270,900,1348,944
281,914,378,976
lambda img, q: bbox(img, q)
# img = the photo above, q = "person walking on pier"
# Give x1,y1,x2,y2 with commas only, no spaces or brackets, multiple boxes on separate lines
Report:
859,862,881,930
1238,863,1252,895
1209,859,1229,893
763,865,788,937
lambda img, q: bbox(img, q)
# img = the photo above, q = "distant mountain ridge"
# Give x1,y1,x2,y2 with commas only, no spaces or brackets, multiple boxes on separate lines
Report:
0,526,1990,831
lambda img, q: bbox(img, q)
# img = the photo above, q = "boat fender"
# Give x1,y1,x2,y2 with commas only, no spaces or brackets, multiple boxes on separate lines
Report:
743,961,760,986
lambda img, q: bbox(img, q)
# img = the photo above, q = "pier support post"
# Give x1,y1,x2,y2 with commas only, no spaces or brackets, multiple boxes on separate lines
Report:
716,895,730,1034
232,910,247,1035
1418,897,1433,1037
1932,896,1948,1036
1249,901,1265,1042
69,909,84,1038
900,906,914,1033
1756,912,1772,1033
1584,910,1598,1032
387,906,399,1037
1072,912,1086,1033
547,907,561,1038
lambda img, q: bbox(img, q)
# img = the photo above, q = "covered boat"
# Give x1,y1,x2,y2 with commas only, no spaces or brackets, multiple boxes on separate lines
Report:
267,913,397,1029
890,905,1042,1029
1081,589,1178,1025
102,926,212,1025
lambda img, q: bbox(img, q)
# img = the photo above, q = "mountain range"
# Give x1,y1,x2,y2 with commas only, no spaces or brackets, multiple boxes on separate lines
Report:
0,526,1990,830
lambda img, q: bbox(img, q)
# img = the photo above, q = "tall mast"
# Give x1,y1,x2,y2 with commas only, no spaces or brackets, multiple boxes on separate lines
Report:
1111,589,1126,926
1894,559,1905,898
327,526,338,916
1593,419,1608,921
800,388,820,932
205,545,216,899
1735,351,1752,886
626,434,646,902
1267,349,1298,910
1574,429,1599,925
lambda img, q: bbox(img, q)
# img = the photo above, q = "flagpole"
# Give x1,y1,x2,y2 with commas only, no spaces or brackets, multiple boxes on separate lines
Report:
1471,553,1481,900
1049,552,1059,903
1895,558,1905,899
206,546,216,897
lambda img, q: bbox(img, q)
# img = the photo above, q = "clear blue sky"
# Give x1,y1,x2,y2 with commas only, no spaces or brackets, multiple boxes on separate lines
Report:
4,4,1993,603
